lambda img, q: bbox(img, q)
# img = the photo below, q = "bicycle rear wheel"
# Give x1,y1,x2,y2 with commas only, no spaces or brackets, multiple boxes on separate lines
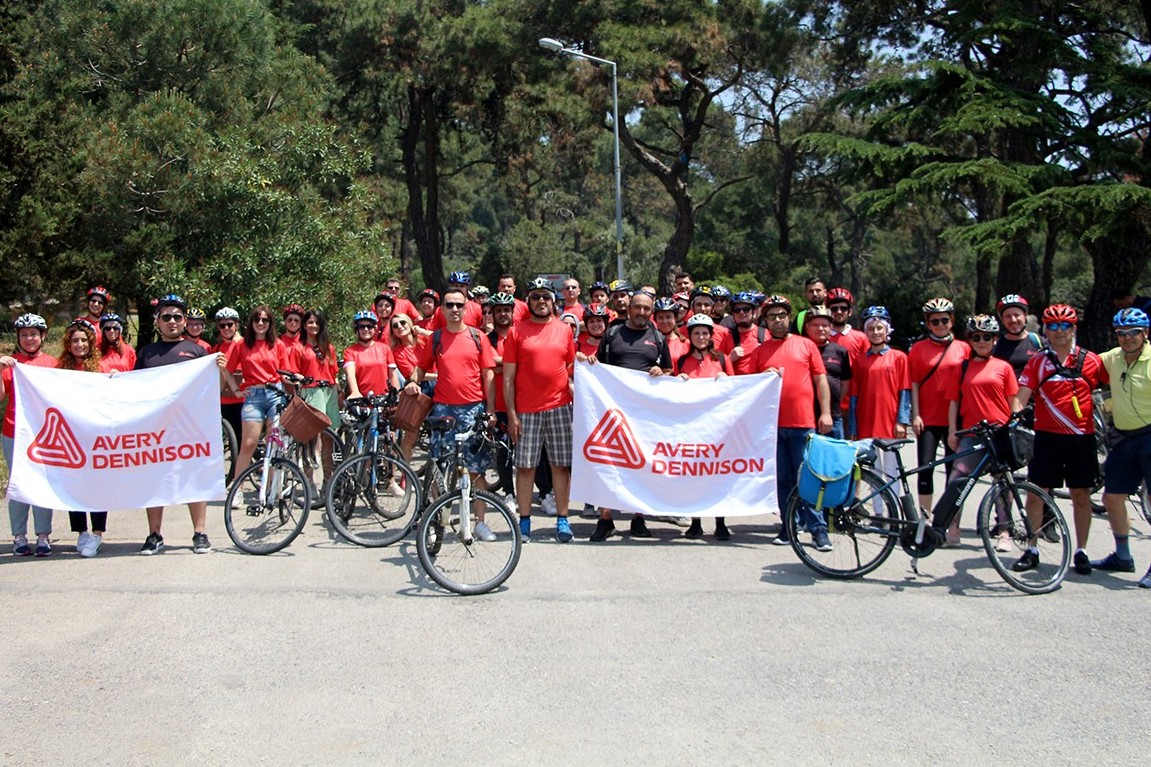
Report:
224,457,311,554
784,468,901,579
416,489,521,595
326,453,422,547
221,418,237,486
978,478,1070,594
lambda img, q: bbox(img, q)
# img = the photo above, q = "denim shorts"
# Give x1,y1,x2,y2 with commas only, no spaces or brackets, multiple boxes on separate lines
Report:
430,401,491,474
242,387,284,423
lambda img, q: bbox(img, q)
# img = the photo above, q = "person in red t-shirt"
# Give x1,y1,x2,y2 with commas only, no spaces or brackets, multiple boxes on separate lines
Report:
183,307,213,352
98,313,136,373
496,275,531,324
0,313,57,556
848,307,910,484
687,289,731,350
576,303,608,361
723,292,767,376
280,303,306,355
654,297,690,362
415,289,439,333
294,310,340,499
504,279,577,543
676,313,734,540
343,311,400,400
429,272,485,330
748,295,833,549
931,314,1020,545
825,287,868,419
78,285,110,328
909,297,971,513
560,277,585,323
213,307,244,446
382,276,419,325
485,293,518,501
1015,304,1103,573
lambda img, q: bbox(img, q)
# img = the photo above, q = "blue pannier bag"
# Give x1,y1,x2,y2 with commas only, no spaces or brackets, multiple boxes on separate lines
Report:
797,434,860,510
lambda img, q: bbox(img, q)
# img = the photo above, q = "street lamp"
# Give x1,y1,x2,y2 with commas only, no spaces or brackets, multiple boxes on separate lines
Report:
538,37,625,282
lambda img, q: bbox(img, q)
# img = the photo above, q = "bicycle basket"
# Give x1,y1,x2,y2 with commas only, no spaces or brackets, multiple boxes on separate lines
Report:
281,396,332,443
991,422,1033,471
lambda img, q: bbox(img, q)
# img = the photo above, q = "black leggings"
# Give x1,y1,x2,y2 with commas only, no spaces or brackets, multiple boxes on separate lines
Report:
916,425,955,495
69,512,107,533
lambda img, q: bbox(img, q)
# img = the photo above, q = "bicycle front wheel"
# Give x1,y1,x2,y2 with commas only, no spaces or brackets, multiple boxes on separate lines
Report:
416,489,521,595
221,418,238,486
784,467,902,579
326,453,422,547
224,457,311,554
978,478,1070,594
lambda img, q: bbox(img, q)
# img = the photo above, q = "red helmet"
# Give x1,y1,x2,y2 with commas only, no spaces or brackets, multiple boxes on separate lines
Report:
996,293,1028,315
87,286,111,303
1042,304,1077,325
282,303,306,318
826,287,853,305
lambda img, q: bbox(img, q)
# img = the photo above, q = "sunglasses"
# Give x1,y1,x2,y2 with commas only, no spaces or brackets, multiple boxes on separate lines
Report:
253,317,270,324
443,301,466,309
563,285,579,290
390,322,408,330
1116,328,1144,337
1045,322,1074,332
159,314,184,322
928,317,951,326
828,304,850,312
765,312,790,320
528,294,553,302
969,333,996,343
732,306,754,314
356,323,376,331
103,325,123,333
218,322,236,329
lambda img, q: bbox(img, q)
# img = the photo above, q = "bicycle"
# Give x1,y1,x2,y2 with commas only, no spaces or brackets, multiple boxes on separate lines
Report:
223,381,324,554
414,413,521,595
784,418,1071,594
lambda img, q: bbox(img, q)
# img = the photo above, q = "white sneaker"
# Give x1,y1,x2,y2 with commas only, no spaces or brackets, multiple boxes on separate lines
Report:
80,533,102,558
474,521,496,542
540,493,557,516
502,493,517,512
995,531,1013,553
76,531,92,554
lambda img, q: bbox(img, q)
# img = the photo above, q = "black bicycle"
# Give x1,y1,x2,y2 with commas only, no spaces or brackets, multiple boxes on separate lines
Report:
784,418,1071,594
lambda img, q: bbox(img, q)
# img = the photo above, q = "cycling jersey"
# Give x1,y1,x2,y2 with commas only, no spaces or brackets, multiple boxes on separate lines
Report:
1019,347,1101,434
1099,343,1151,432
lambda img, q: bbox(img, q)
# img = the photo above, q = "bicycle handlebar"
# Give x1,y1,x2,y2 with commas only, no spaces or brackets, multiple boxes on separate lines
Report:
276,369,333,388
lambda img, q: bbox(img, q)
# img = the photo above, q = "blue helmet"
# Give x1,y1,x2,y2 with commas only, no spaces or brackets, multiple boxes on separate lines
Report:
731,291,759,307
154,293,186,312
448,271,471,285
861,305,892,323
710,285,731,299
99,313,125,328
353,310,378,326
653,297,678,313
1113,308,1150,328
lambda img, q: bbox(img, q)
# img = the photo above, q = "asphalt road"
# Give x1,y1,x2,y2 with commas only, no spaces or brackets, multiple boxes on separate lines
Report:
2,492,1150,766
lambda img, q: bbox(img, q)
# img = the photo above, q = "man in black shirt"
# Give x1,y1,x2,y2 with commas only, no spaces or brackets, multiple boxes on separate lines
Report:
992,293,1043,377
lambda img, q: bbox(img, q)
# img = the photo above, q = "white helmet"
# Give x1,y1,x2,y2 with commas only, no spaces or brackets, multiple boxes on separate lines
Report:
215,306,240,321
686,313,715,330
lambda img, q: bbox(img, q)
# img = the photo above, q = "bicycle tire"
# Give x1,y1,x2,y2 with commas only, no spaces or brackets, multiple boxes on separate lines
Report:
416,489,521,595
326,453,422,547
221,417,238,486
784,467,902,579
978,478,1070,594
224,457,311,554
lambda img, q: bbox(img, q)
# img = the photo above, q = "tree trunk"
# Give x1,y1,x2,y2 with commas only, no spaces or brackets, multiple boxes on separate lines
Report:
401,85,446,293
659,189,694,295
775,147,795,257
1084,214,1151,352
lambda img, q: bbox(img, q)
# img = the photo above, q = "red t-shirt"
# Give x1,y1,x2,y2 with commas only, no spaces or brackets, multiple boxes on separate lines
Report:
1019,348,1102,435
562,303,586,324
576,332,602,357
489,330,510,412
276,334,307,374
2,351,58,438
720,324,765,376
942,356,1019,428
298,343,338,385
213,338,244,405
415,327,495,405
750,334,827,429
909,337,971,426
393,297,419,323
677,352,734,378
390,338,426,382
100,343,137,373
665,334,690,367
343,341,396,397
503,319,575,413
430,301,484,330
185,336,212,352
513,299,530,324
226,340,293,389
831,327,869,360
850,348,910,438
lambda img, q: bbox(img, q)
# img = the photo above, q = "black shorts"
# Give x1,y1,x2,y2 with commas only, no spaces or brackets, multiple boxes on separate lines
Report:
1028,431,1099,490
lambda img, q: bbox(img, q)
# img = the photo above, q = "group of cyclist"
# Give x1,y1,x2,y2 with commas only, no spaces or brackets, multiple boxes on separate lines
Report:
2,274,1150,590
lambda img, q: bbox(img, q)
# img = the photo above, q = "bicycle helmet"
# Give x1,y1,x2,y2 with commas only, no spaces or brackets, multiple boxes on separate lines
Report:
154,293,186,312
1113,307,1150,328
966,314,1001,335
922,297,954,315
996,293,1029,316
826,287,854,306
487,292,516,306
861,305,891,323
585,303,609,318
608,279,632,294
215,306,240,320
86,286,111,302
99,312,125,328
352,310,378,326
731,291,759,307
689,286,713,300
1041,304,1077,325
448,270,471,285
711,285,731,299
653,297,678,314
13,313,47,331
763,294,792,312
526,277,552,292
806,305,833,320
471,285,490,298
418,288,440,302
589,281,609,294
672,291,690,304
372,292,395,306
686,313,715,330
68,318,98,335
187,307,207,321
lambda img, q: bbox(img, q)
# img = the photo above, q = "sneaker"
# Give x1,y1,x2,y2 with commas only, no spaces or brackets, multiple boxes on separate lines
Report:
34,535,51,557
1040,510,1061,543
474,521,496,542
540,493,557,516
13,535,32,556
1091,552,1135,573
76,531,93,554
629,516,652,538
139,532,165,556
813,530,833,552
714,521,731,541
1011,549,1040,572
580,503,598,518
685,519,703,539
502,493,517,512
772,529,791,545
519,516,532,543
1073,550,1092,575
556,516,573,543
995,530,1013,553
1138,566,1151,589
589,518,616,542
79,533,102,558
192,532,212,554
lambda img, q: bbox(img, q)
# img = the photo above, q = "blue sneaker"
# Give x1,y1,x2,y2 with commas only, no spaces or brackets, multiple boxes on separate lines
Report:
556,516,573,543
34,535,51,557
13,535,32,556
1092,552,1135,573
519,516,532,543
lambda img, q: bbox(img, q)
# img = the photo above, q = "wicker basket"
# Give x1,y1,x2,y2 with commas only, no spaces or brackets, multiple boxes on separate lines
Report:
393,390,433,432
280,396,332,443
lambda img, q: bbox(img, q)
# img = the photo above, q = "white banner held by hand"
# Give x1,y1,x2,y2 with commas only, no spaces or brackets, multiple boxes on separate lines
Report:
571,363,780,517
9,355,225,511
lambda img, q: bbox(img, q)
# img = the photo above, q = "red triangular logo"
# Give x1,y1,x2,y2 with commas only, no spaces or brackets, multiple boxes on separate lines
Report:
27,407,86,469
583,409,645,469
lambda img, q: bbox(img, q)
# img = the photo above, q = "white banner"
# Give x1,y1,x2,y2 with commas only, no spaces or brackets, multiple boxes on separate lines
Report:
571,363,780,516
9,355,225,511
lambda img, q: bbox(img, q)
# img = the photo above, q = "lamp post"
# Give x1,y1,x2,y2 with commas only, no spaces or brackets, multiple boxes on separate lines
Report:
539,37,625,282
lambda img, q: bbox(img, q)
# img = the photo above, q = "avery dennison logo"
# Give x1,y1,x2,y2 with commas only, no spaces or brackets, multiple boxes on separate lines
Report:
27,407,86,468
25,408,212,470
583,409,645,469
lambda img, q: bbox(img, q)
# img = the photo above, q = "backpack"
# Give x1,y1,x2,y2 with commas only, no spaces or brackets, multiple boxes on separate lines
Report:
432,326,482,357
797,434,860,511
731,324,767,347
